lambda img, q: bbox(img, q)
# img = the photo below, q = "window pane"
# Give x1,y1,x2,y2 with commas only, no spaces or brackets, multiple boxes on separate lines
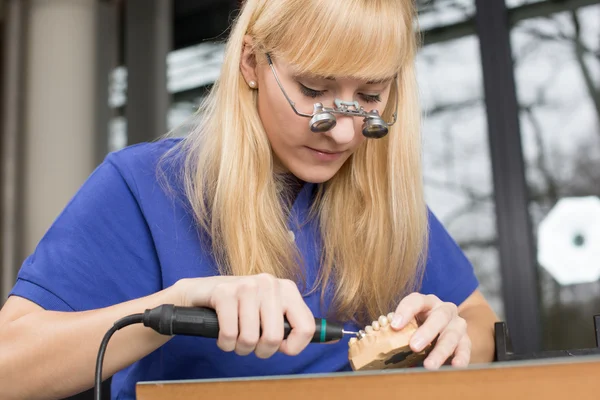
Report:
418,36,504,318
417,0,475,31
511,4,600,350
505,0,546,8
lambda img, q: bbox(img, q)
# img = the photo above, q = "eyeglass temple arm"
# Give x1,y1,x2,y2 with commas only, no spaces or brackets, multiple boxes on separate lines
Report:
266,53,314,118
387,76,399,126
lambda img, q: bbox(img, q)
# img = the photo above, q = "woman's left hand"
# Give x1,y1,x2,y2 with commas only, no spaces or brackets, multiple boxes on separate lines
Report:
389,293,471,369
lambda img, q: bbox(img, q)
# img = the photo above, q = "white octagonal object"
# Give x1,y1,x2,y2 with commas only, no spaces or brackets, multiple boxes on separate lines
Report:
537,196,600,286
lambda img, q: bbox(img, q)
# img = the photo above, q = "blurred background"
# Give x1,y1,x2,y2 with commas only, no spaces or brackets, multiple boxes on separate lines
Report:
0,0,599,394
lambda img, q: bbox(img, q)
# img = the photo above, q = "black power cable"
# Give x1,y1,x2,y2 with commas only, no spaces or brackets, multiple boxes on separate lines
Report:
93,304,348,400
94,314,143,400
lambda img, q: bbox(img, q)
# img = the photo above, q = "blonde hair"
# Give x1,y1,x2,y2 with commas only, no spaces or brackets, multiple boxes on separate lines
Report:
171,0,428,326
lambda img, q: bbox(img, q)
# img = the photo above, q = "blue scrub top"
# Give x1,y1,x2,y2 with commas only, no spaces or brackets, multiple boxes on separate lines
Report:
8,138,479,399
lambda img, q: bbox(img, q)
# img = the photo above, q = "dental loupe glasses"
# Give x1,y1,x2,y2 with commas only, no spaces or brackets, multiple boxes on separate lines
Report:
266,54,398,139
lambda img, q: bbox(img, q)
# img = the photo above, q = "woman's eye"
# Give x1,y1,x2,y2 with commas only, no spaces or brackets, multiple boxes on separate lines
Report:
299,83,325,98
360,94,381,104
298,83,381,104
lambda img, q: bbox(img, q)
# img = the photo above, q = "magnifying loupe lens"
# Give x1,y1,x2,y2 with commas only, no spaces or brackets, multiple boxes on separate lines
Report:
363,118,388,138
310,113,336,132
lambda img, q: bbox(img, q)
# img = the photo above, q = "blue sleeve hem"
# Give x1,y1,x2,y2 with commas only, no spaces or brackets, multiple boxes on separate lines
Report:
440,274,479,306
8,278,75,312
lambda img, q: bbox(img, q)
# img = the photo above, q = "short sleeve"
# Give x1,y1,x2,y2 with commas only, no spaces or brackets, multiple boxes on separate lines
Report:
8,155,162,312
419,209,479,306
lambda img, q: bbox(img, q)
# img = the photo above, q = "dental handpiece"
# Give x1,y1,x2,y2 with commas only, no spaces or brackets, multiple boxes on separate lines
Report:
142,304,358,343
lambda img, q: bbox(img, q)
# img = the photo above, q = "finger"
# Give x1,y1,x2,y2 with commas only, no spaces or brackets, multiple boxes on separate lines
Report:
392,293,440,330
410,302,458,353
184,275,239,308
255,275,284,359
451,335,472,368
234,279,261,356
278,280,315,356
423,317,467,370
212,284,240,353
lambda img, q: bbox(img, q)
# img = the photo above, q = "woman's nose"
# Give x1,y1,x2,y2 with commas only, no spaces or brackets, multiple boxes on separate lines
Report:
326,116,357,145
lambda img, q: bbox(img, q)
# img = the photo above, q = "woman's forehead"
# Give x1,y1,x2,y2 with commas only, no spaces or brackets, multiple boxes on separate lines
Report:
252,1,415,81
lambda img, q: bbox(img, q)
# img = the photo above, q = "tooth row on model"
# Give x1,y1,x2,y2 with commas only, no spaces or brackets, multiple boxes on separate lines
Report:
349,312,395,345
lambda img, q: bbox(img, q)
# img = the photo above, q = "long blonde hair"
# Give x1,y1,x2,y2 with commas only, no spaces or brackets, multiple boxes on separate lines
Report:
171,0,428,326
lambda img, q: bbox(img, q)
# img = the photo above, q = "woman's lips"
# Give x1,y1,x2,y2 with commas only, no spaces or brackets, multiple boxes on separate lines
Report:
305,146,344,162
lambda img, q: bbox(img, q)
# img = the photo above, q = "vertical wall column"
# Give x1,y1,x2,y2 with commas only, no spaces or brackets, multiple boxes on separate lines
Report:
125,0,172,145
94,0,119,167
22,0,99,260
475,0,542,353
1,0,27,301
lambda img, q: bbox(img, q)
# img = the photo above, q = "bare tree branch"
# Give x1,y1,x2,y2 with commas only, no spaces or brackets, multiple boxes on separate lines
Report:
514,11,599,128
522,105,560,204
456,237,497,252
443,194,493,229
423,175,489,200
424,98,482,115
570,10,600,129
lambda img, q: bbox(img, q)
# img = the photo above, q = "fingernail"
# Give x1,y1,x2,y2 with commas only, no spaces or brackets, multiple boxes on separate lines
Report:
425,357,439,369
453,359,466,367
391,315,402,329
411,336,425,351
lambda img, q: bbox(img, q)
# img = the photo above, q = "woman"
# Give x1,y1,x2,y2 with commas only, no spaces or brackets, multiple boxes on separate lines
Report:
0,0,498,399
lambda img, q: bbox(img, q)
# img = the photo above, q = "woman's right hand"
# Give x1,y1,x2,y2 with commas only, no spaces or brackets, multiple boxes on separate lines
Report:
171,273,316,359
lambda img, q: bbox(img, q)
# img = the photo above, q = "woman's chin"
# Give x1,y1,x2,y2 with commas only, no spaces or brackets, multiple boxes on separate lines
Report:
288,164,342,184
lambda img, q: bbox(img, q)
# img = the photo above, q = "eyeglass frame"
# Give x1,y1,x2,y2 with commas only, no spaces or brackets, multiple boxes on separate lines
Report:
264,53,399,138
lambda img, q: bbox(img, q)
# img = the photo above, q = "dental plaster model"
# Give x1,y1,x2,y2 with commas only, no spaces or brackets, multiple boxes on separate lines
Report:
348,313,435,371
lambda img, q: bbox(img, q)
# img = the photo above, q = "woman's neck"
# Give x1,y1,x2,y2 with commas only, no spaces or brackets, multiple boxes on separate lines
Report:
272,155,305,205
278,173,305,207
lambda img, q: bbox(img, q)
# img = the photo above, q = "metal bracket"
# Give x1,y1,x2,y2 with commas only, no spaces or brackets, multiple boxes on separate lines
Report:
494,314,600,362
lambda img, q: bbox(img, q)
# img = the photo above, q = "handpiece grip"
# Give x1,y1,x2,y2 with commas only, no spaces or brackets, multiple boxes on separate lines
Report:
142,304,344,343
